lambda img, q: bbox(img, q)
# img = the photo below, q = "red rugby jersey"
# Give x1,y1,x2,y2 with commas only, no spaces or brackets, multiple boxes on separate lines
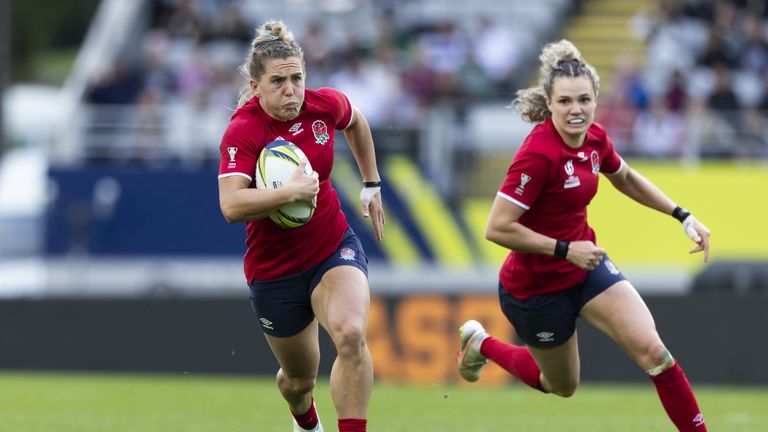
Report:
218,87,353,282
497,117,623,299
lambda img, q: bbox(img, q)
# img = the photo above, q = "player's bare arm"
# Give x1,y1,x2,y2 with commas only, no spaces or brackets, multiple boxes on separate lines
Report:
218,163,318,223
606,164,677,214
486,196,604,269
344,106,385,240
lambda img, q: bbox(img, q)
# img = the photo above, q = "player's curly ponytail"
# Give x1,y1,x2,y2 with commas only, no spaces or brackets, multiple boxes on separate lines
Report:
513,39,600,123
237,20,306,107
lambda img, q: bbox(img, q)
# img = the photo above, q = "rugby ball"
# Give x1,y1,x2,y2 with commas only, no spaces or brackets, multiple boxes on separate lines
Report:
255,140,315,228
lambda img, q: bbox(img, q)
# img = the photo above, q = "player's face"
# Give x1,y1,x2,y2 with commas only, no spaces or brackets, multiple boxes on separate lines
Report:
252,57,305,122
546,76,596,148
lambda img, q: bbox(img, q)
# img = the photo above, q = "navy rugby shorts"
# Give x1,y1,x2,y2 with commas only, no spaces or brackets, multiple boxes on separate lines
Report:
248,227,368,337
498,253,627,348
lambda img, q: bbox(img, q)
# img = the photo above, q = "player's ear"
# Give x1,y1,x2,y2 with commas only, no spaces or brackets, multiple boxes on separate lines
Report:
250,79,259,97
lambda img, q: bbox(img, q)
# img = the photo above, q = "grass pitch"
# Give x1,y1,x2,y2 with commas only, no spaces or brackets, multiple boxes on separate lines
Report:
1,372,766,431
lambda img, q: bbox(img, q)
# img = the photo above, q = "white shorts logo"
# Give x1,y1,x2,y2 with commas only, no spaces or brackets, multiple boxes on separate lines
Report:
259,318,274,330
536,331,555,342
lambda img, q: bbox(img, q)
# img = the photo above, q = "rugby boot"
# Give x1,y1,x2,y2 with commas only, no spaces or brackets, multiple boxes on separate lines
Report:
458,319,489,382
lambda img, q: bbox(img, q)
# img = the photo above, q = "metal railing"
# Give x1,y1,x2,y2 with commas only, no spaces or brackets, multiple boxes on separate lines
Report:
61,102,768,160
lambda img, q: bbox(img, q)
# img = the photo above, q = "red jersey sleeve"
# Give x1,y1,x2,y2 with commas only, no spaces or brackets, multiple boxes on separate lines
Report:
600,135,624,175
218,118,258,182
498,151,553,211
315,87,353,129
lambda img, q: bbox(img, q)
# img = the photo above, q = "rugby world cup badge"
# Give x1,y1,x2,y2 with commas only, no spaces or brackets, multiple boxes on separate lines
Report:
312,120,329,145
227,147,237,168
515,173,531,196
563,159,581,189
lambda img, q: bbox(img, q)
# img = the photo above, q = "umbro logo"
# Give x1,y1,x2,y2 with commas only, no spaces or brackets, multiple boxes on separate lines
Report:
536,331,555,342
289,123,304,136
259,318,274,330
693,413,705,426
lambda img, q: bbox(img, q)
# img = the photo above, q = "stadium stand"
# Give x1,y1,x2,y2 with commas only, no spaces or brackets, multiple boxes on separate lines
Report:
51,0,573,243
2,0,767,297
564,0,649,95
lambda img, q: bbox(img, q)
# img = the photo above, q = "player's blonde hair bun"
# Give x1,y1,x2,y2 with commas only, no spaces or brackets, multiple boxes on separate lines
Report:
253,20,296,45
539,39,582,72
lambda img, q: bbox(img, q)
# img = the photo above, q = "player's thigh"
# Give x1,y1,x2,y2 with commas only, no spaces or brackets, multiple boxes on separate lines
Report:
264,320,321,378
529,332,580,390
497,284,581,388
311,265,370,340
579,280,665,369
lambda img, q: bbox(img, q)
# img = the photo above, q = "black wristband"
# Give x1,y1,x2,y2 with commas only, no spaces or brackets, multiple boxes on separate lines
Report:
554,240,570,259
672,206,691,223
363,180,381,188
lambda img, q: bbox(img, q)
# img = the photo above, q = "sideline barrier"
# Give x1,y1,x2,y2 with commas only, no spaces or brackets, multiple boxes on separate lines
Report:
463,161,768,269
46,162,768,270
2,293,767,384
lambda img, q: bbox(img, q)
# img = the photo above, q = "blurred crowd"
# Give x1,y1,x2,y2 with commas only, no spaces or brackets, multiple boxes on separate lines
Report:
84,0,522,148
82,0,768,162
607,0,768,159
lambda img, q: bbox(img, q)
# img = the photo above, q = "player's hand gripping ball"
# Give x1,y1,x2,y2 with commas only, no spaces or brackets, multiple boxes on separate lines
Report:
255,140,315,228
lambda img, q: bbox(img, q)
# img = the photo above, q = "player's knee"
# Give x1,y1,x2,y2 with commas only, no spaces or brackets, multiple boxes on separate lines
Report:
647,343,669,364
286,375,316,395
547,377,579,398
331,320,366,360
550,386,578,398
645,345,674,376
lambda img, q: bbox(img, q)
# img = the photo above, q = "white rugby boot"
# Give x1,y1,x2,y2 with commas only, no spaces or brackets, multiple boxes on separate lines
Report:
457,319,489,382
292,416,323,432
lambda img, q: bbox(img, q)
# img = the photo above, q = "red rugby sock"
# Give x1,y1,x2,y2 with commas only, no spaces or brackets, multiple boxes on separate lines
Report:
480,336,545,392
290,397,319,430
650,362,707,431
338,418,367,431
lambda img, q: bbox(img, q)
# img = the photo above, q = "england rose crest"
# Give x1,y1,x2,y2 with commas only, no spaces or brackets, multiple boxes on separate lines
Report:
590,151,600,175
312,120,329,145
340,247,356,261
605,259,620,275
